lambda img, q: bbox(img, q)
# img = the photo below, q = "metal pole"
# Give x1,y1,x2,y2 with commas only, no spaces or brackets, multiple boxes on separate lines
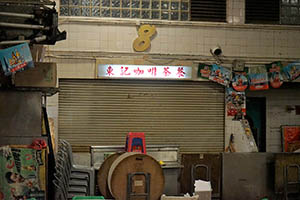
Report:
0,12,34,19
0,35,47,45
0,40,30,45
0,22,50,30
0,1,55,6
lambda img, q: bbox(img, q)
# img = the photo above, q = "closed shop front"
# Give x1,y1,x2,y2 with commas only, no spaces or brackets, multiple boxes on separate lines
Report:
59,79,225,153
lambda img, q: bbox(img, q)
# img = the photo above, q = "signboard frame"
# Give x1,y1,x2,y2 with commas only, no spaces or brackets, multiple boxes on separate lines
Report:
97,64,193,80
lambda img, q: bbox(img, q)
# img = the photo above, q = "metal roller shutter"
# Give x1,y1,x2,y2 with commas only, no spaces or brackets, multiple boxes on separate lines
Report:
59,79,225,153
245,0,280,24
190,0,226,22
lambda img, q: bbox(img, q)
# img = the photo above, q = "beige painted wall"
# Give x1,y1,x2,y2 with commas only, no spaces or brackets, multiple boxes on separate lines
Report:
46,0,300,153
48,22,300,60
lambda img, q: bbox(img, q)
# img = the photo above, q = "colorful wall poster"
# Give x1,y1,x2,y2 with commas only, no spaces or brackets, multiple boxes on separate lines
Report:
266,61,284,88
282,126,300,152
283,62,300,81
225,87,246,120
209,64,231,86
0,146,46,200
248,73,269,91
197,63,212,79
0,43,34,76
232,72,248,92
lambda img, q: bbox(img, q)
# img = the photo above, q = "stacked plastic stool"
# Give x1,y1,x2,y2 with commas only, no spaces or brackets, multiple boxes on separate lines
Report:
53,140,95,200
125,132,146,154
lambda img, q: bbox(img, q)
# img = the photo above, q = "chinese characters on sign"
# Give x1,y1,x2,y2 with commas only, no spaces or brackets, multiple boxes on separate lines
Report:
98,64,192,79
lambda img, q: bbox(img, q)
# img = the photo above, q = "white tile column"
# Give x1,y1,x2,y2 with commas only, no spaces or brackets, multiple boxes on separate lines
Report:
227,0,245,24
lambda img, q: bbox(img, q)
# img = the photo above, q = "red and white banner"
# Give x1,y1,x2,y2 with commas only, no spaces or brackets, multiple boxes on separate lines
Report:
97,64,192,79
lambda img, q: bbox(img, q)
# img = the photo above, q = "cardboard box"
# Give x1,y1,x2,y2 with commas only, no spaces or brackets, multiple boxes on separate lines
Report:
0,43,34,76
15,62,57,87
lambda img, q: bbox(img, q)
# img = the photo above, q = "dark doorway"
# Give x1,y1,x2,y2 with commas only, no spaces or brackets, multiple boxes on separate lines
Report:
246,97,266,152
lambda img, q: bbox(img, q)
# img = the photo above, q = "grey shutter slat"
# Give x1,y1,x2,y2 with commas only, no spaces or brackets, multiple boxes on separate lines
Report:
190,0,226,22
59,79,225,153
245,0,280,24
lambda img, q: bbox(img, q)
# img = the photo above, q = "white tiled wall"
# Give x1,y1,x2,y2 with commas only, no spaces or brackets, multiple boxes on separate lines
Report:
45,57,95,78
46,94,59,152
246,88,300,152
225,120,258,152
50,23,300,59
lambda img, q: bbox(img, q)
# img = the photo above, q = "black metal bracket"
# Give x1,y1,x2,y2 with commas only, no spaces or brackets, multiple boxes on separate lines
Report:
284,164,300,200
190,164,211,194
127,172,151,200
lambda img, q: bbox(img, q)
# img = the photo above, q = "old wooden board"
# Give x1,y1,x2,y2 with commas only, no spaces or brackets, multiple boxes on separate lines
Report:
0,91,42,137
108,152,164,200
223,153,275,200
97,152,123,198
275,153,300,193
180,153,221,197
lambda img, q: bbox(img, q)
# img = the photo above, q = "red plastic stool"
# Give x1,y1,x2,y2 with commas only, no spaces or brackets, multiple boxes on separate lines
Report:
125,132,146,154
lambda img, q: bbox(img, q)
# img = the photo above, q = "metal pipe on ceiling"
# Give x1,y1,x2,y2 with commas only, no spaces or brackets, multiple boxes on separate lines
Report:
0,22,50,30
0,40,30,45
0,35,46,45
0,12,35,19
0,0,55,6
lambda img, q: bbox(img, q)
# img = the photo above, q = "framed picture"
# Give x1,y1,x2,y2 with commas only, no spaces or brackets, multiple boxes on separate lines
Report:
281,126,300,152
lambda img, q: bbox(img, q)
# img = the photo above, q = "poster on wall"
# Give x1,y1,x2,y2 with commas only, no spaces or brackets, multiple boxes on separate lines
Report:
266,61,284,88
0,43,34,76
225,87,246,120
282,126,300,152
197,63,212,79
209,64,231,86
248,73,269,91
232,71,248,92
283,62,300,81
0,146,46,200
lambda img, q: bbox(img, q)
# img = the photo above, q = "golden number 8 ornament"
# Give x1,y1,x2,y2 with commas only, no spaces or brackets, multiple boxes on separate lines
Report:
138,25,156,37
133,25,156,52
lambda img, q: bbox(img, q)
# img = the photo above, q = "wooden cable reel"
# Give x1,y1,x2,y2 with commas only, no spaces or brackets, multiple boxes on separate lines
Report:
107,152,164,200
97,152,123,198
